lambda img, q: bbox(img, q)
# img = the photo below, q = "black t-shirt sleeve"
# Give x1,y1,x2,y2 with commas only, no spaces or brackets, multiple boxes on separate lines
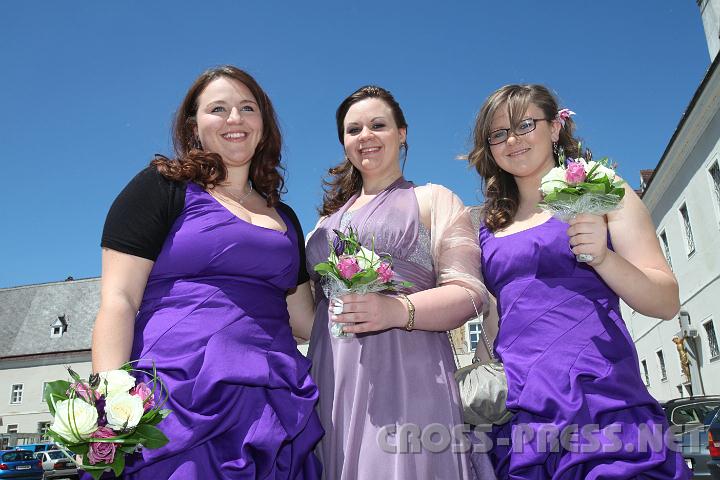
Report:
101,166,186,261
277,202,310,286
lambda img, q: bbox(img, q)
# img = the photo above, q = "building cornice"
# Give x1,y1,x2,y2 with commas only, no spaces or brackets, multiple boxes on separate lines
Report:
0,349,91,370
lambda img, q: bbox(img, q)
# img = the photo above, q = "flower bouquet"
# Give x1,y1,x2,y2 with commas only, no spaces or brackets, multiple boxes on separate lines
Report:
44,363,170,479
538,137,625,262
538,143,625,220
314,226,412,338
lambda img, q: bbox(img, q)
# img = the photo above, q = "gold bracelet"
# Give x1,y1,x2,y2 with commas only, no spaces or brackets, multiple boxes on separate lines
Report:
399,293,416,331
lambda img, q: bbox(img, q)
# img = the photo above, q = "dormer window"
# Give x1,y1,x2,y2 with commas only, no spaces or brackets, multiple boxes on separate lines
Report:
50,314,68,338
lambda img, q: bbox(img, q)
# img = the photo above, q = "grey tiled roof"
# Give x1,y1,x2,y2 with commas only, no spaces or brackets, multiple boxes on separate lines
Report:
0,278,100,358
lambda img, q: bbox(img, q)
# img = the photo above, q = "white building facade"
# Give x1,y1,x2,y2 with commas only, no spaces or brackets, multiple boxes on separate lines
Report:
621,43,720,401
0,278,97,448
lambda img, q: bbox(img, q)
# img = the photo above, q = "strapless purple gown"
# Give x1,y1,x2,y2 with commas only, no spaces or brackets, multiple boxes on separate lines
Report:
84,182,323,479
479,217,689,479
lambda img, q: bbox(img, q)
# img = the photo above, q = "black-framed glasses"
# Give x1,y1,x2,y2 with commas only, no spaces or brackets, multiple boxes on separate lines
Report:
487,118,549,145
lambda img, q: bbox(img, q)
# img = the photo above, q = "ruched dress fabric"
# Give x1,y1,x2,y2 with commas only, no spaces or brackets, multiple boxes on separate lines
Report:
478,216,690,479
92,181,323,479
306,178,496,480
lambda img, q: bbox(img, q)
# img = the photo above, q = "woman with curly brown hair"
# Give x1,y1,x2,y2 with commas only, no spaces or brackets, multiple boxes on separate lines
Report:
304,85,495,479
468,84,688,479
90,65,323,478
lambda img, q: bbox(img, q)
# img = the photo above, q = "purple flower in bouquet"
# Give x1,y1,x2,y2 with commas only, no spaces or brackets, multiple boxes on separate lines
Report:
87,426,119,465
376,262,394,283
130,382,156,412
332,236,346,257
95,396,107,427
564,161,586,184
337,256,361,279
67,382,100,403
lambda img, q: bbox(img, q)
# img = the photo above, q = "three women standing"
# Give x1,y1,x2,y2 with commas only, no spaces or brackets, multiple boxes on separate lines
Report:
93,68,685,480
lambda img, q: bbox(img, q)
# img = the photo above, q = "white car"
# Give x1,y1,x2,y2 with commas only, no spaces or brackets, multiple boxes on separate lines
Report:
34,450,78,480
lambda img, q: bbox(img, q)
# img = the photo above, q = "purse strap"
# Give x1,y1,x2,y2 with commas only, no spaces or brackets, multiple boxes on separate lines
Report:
448,288,497,368
461,287,496,362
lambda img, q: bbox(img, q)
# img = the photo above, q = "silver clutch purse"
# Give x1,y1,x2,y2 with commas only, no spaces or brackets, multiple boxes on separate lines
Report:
454,289,513,426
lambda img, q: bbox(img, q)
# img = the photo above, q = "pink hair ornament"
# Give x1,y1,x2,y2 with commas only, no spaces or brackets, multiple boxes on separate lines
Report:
556,108,576,126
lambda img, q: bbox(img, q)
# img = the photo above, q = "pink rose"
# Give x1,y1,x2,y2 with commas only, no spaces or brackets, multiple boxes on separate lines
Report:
565,161,586,184
67,382,100,402
376,262,394,283
130,382,155,412
337,256,361,279
87,426,119,465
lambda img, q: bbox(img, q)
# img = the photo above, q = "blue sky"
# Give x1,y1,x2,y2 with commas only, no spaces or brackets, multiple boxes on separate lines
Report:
0,1,711,288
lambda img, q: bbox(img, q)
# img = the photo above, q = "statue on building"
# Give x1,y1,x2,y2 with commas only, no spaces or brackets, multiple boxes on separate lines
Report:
672,336,692,382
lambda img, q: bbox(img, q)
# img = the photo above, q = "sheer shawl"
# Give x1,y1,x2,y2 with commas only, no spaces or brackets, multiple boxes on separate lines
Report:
428,183,489,309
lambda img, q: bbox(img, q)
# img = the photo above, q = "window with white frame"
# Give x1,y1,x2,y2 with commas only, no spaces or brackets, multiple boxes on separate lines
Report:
704,319,720,359
656,349,667,381
10,384,23,404
641,359,650,386
37,421,50,436
679,203,695,255
41,382,50,402
468,322,481,352
709,161,720,214
6,425,18,434
659,230,672,270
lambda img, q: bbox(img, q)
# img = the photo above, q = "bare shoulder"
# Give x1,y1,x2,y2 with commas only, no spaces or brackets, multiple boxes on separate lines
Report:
607,179,647,223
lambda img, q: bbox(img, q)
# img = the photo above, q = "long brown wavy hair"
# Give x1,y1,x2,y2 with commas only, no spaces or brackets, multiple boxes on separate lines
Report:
152,65,285,206
467,84,582,232
319,85,408,216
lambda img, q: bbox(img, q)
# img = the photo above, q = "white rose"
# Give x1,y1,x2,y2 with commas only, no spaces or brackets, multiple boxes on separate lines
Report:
356,246,380,270
51,398,98,442
105,393,144,430
540,167,568,195
98,369,136,397
586,161,616,181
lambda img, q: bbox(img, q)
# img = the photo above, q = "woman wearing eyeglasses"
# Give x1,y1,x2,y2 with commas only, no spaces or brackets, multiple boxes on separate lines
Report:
466,84,689,479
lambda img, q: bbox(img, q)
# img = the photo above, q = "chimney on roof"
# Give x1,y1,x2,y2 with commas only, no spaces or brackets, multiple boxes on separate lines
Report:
636,169,655,198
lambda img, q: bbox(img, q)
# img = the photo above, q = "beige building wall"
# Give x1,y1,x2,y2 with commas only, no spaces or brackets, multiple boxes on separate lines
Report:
1,354,91,437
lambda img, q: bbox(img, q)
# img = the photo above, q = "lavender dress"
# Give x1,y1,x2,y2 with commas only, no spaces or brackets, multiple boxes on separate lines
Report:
479,217,689,479
306,178,495,480
93,182,323,479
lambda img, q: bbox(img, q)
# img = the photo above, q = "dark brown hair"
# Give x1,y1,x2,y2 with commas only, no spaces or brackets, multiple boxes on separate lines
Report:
467,84,582,231
152,65,285,206
319,85,408,216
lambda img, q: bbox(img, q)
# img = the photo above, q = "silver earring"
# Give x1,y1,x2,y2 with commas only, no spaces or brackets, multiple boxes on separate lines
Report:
552,142,559,156
400,142,408,173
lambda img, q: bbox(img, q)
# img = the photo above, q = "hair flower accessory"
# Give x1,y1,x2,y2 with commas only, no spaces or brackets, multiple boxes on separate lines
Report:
556,108,576,126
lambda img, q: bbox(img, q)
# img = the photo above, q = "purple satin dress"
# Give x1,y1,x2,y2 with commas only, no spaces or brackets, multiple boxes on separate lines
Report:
479,217,689,479
84,182,323,479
